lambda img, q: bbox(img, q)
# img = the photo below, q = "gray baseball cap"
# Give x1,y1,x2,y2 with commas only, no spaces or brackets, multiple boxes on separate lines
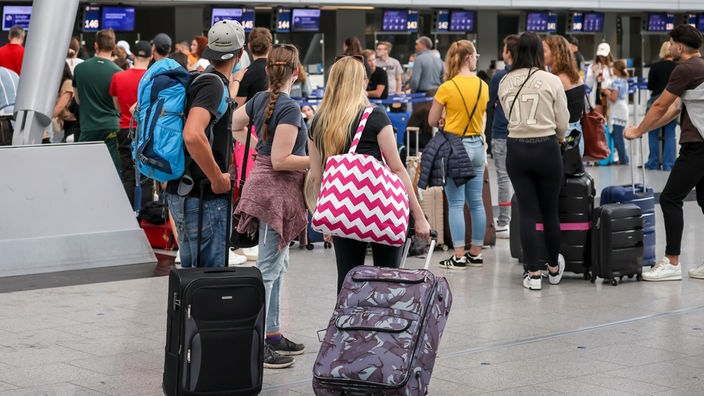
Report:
201,20,245,61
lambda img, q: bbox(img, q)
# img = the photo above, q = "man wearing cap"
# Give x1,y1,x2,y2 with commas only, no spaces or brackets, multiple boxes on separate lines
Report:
73,29,123,173
151,33,172,65
110,41,153,209
164,20,246,268
625,24,704,281
116,40,134,65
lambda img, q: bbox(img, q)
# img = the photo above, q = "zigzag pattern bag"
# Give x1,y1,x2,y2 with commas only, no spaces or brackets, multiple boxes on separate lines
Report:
311,106,409,246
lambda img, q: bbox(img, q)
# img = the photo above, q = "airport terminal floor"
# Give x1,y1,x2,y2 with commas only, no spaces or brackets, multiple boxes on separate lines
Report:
2,152,704,395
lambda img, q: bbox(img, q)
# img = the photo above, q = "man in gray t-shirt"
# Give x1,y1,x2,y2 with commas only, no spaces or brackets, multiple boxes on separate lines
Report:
375,41,403,95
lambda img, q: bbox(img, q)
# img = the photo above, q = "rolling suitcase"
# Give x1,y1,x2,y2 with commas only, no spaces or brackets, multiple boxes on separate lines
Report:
509,172,595,277
407,127,446,249
163,131,266,395
599,139,656,266
313,239,452,395
590,203,644,286
442,165,496,248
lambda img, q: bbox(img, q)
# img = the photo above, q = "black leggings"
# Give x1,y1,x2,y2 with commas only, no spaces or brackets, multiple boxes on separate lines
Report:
332,236,402,294
506,136,563,272
660,142,704,256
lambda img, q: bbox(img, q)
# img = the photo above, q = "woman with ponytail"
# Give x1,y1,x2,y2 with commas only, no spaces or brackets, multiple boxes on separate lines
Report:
308,56,430,294
231,44,309,369
428,40,489,270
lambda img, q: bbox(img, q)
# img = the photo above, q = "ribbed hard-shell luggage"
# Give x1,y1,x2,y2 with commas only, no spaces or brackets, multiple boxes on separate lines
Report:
599,139,656,266
313,240,452,395
590,203,644,286
510,173,595,277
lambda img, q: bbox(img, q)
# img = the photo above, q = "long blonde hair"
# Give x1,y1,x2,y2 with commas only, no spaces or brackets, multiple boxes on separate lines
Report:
445,40,475,80
311,57,369,162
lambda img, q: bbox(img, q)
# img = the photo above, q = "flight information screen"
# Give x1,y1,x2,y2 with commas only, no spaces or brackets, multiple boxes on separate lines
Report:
2,6,31,31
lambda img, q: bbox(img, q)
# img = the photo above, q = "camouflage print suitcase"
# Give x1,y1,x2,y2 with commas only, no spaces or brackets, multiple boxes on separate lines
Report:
312,240,452,395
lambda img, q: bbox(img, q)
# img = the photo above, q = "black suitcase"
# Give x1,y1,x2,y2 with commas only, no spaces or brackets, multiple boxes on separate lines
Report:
509,173,595,278
590,203,644,286
163,169,266,393
163,266,265,395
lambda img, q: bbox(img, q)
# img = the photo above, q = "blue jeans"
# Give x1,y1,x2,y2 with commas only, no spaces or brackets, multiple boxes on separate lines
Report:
646,120,677,170
256,221,289,335
165,193,228,268
611,124,629,164
445,135,486,248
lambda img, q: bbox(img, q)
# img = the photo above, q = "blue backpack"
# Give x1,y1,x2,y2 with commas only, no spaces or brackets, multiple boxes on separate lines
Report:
133,58,229,183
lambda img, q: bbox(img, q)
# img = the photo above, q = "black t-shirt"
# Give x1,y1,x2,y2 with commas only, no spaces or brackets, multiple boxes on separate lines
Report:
648,59,677,96
166,67,232,199
237,58,268,102
367,67,389,99
310,106,391,163
245,91,308,157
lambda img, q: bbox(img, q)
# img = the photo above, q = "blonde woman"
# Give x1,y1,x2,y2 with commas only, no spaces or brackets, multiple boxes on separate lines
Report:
308,56,430,294
428,40,489,269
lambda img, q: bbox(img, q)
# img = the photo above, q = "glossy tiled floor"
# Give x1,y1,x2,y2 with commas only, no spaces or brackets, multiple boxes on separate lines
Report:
1,152,704,395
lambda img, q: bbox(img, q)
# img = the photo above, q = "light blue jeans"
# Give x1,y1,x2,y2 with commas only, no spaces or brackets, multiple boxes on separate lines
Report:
256,220,289,335
165,193,228,268
445,135,486,249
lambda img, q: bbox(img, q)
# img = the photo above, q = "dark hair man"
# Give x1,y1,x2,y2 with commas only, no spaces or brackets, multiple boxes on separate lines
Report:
625,24,704,281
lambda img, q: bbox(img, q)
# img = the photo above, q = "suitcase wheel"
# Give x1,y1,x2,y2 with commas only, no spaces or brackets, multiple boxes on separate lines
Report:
636,274,643,281
590,273,597,283
611,278,618,286
306,243,314,250
583,272,590,281
324,242,332,249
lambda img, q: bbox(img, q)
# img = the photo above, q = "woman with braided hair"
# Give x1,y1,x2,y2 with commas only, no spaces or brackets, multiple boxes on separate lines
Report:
231,44,310,369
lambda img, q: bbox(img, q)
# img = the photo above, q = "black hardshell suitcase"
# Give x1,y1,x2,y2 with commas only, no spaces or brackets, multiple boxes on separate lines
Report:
510,173,595,277
590,203,644,286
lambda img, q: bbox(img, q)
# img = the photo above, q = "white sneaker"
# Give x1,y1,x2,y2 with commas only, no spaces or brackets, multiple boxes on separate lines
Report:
496,226,510,239
238,246,259,261
642,257,682,281
548,254,566,285
523,273,542,290
688,262,704,279
228,249,248,266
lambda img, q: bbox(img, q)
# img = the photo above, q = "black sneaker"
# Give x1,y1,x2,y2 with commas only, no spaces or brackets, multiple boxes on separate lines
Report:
263,344,295,369
267,336,305,356
464,252,484,267
438,255,468,270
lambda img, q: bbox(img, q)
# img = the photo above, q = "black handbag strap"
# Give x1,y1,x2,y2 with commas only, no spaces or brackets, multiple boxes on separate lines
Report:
508,68,538,121
450,78,483,138
238,118,254,189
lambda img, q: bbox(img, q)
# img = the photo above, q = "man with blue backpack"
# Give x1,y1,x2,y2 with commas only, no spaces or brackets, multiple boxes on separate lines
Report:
135,20,246,267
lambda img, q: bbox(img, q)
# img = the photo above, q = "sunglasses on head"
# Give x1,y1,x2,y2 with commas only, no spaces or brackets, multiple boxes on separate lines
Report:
272,43,297,50
333,54,365,64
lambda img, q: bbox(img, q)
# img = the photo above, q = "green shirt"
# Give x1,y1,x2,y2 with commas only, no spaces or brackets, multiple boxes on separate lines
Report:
73,57,121,132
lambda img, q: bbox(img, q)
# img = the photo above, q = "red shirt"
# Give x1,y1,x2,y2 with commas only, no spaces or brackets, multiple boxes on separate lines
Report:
0,43,24,75
109,68,146,129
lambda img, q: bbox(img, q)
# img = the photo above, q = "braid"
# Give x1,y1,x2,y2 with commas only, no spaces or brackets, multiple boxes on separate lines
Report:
260,80,283,143
259,44,300,144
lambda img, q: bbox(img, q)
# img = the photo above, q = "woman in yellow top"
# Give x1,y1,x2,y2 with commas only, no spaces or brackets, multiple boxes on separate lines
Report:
429,40,489,269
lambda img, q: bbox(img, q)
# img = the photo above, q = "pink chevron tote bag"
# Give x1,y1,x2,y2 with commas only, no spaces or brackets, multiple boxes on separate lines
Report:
311,106,409,246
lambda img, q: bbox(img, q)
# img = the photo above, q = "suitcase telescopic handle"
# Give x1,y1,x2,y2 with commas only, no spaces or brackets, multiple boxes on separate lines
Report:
629,137,647,194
